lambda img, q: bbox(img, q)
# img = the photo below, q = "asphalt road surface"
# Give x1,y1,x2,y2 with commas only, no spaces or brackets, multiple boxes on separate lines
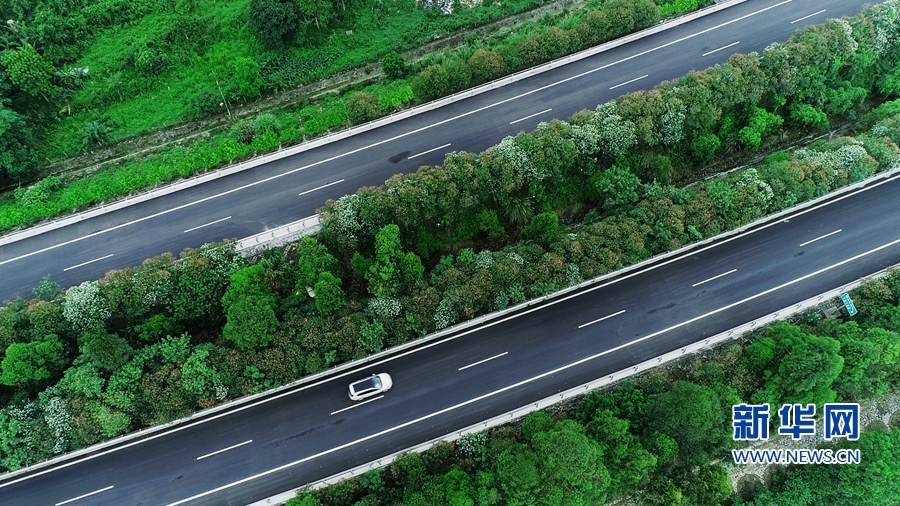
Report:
0,0,870,301
2,153,899,506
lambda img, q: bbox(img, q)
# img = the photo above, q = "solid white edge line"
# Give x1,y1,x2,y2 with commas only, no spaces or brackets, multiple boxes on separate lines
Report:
578,310,627,329
510,109,553,125
692,268,738,287
196,440,253,461
298,179,346,196
0,0,794,269
183,216,232,234
4,170,891,493
62,254,114,272
330,396,384,416
799,229,842,247
610,74,649,90
408,143,452,160
458,352,509,371
791,9,826,23
55,485,114,506
0,1,817,489
166,231,900,506
702,41,740,56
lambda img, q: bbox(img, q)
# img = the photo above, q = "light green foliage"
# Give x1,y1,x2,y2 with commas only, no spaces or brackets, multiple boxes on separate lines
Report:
739,107,784,148
586,409,657,495
229,57,264,99
358,320,385,353
295,236,341,291
222,295,278,350
181,344,223,398
748,322,844,407
135,314,183,343
497,420,610,506
314,272,345,316
0,44,57,99
589,164,642,211
32,275,62,302
0,334,67,387
57,362,105,399
365,224,424,298
647,381,727,462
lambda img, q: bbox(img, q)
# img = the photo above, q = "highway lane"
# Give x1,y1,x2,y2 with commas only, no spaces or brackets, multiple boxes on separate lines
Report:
0,0,867,301
2,167,899,504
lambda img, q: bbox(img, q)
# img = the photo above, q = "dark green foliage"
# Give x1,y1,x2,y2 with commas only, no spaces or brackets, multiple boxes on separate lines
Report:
381,51,407,80
249,0,300,49
521,212,562,248
81,331,133,372
223,296,278,350
0,103,39,184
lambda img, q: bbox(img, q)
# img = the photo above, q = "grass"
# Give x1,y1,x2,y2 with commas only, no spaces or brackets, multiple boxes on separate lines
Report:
43,0,544,160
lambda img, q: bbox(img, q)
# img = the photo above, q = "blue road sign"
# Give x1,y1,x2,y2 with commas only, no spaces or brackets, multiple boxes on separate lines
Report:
840,293,857,316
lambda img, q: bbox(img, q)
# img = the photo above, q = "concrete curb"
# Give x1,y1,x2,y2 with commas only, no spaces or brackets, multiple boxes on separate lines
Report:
0,0,747,249
248,265,900,506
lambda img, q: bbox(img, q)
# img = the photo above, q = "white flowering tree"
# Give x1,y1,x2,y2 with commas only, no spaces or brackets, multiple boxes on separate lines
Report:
62,281,110,332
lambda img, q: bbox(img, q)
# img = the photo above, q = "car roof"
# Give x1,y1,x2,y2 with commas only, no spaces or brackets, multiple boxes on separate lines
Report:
351,376,381,392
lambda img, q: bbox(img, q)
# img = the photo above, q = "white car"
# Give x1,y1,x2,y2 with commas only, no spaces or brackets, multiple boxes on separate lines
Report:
348,373,393,401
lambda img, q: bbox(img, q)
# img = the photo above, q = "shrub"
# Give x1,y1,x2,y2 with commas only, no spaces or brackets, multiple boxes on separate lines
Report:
347,92,381,125
381,51,407,80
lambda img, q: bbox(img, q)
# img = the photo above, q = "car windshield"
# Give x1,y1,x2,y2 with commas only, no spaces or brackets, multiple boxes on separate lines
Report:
354,376,382,392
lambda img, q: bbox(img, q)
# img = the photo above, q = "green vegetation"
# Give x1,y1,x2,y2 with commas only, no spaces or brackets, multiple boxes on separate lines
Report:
0,0,551,186
2,1,900,483
281,283,900,506
0,0,711,230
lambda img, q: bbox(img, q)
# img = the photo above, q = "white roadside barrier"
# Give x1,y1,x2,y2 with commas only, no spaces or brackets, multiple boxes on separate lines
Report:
0,0,747,249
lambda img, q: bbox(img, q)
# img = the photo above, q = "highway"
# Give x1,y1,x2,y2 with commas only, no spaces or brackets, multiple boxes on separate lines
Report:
2,156,899,505
0,1,889,504
0,0,868,302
